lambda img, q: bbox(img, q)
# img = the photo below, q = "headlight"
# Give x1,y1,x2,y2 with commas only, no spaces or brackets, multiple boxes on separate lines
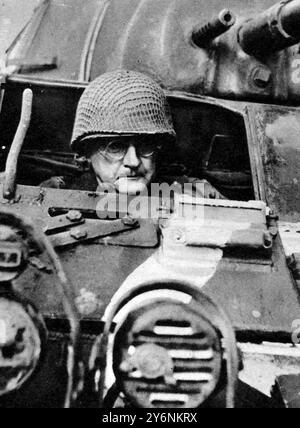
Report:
0,211,81,407
113,298,222,408
0,294,45,396
94,281,239,408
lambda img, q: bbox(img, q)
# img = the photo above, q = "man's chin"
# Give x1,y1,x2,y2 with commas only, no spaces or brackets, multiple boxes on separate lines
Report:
115,177,148,195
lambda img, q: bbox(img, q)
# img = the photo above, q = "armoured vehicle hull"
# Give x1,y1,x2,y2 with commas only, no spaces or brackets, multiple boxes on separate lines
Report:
0,0,300,408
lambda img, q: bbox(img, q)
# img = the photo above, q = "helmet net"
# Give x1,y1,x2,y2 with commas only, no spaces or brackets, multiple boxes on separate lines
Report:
71,70,176,152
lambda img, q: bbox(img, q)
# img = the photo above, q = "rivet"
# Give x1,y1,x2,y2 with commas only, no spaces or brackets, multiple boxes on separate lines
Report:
122,216,139,227
252,66,272,88
70,228,87,240
67,210,83,222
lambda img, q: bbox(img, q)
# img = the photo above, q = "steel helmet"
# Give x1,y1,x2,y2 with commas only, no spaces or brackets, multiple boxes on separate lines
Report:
71,70,176,153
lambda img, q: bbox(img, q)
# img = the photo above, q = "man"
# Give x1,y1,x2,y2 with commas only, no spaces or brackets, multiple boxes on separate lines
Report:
44,69,223,200
70,69,175,196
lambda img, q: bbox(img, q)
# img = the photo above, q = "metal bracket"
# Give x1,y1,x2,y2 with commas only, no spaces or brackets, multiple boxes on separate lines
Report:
48,215,140,249
44,211,85,235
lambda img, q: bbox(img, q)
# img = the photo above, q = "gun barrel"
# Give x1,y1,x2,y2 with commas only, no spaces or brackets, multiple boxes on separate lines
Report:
239,0,300,57
281,0,300,39
192,9,236,48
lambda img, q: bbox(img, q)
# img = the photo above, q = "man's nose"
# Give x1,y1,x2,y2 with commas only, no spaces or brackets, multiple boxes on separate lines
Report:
123,145,141,168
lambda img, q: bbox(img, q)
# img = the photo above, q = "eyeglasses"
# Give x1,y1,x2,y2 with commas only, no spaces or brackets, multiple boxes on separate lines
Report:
95,138,162,161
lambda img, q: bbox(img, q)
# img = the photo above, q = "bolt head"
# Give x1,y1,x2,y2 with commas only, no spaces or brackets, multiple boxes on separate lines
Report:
171,228,186,244
67,210,83,222
252,67,272,88
70,228,88,240
122,216,139,227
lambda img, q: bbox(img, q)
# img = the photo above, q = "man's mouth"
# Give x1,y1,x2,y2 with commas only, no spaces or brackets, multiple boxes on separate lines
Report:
117,174,142,179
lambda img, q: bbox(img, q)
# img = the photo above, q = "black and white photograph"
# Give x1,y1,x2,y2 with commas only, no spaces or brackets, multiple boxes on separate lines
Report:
0,0,300,411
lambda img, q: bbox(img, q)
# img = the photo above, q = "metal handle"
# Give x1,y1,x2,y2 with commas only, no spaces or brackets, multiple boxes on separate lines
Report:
3,88,33,199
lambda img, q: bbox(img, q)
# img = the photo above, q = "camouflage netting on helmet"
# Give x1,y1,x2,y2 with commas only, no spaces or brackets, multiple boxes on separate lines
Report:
71,70,176,153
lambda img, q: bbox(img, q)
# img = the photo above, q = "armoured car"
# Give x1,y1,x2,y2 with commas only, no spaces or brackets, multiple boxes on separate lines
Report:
0,0,300,408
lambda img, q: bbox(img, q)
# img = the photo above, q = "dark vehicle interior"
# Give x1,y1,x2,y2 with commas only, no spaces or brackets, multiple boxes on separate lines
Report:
0,80,253,202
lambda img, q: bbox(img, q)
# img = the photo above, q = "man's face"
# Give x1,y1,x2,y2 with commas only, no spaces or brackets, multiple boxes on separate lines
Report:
88,137,159,194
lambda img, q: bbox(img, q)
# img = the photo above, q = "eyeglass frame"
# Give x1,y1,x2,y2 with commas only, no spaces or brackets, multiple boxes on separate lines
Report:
87,136,163,162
